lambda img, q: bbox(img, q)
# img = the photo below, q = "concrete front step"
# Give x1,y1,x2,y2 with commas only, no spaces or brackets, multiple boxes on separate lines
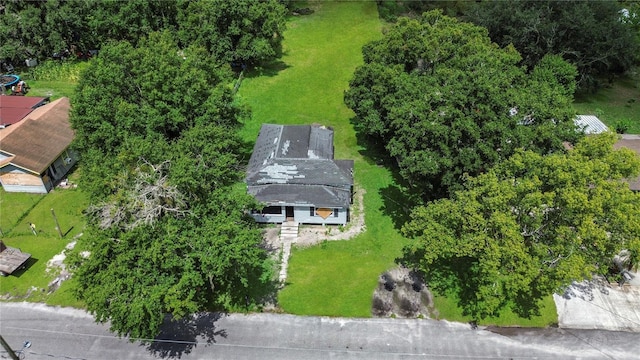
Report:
279,221,299,283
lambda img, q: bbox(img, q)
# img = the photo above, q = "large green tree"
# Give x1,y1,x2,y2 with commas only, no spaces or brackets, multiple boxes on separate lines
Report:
69,32,273,340
176,0,287,65
71,31,242,198
0,0,285,67
0,0,91,64
467,0,640,90
401,133,640,319
344,11,580,198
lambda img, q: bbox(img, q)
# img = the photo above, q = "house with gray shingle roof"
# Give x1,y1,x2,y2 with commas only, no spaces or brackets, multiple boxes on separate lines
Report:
246,124,353,225
0,97,77,193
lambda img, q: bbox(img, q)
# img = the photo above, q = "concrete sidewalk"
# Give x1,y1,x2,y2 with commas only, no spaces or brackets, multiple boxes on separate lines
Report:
555,276,640,332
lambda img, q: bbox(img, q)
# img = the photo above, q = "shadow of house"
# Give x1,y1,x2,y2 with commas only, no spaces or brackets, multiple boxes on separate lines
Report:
0,97,77,193
246,124,353,225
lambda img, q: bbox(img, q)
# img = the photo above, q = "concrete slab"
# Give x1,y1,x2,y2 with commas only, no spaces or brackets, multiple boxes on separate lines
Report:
555,280,640,332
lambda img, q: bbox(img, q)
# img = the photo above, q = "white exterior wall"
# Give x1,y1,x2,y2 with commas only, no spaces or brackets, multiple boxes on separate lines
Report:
293,206,348,225
0,165,47,193
250,205,349,225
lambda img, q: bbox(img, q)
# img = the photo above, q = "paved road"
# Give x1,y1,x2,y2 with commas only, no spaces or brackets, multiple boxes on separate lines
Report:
1,302,638,359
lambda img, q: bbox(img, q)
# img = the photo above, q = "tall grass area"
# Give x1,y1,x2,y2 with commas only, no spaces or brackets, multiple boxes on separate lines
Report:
21,60,89,99
573,74,640,134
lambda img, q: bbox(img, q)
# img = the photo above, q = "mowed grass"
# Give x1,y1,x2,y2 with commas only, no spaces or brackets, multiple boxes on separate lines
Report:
0,184,88,305
238,0,381,160
432,294,557,327
573,74,640,134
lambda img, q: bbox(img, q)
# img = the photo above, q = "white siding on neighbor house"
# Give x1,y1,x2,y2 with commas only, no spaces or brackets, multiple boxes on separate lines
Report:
1,182,47,193
294,206,348,225
0,165,47,193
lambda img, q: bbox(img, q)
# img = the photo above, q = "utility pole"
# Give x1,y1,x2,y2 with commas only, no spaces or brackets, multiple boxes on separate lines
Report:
51,208,63,238
0,335,19,360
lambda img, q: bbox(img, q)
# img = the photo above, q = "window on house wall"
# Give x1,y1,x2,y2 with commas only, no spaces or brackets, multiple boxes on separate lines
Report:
309,207,315,216
262,206,283,214
334,208,339,217
62,150,72,165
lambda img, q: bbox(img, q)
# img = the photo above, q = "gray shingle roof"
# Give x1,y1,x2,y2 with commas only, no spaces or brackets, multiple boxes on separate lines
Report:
246,124,353,207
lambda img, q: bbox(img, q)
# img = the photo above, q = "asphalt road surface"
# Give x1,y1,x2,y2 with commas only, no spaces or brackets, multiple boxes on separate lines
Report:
1,302,638,359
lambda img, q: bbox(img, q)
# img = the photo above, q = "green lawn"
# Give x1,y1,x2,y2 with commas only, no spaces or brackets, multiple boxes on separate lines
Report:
26,80,77,100
573,74,640,134
0,185,88,304
432,294,557,327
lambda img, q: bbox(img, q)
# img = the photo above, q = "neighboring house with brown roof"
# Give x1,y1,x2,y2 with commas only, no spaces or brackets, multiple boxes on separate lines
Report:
246,124,354,225
613,134,640,191
0,97,77,193
0,96,48,128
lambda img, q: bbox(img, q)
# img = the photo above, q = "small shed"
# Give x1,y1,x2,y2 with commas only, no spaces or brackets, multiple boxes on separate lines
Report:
0,240,31,276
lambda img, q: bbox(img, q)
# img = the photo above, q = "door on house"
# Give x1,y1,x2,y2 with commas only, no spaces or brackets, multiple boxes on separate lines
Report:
285,206,294,220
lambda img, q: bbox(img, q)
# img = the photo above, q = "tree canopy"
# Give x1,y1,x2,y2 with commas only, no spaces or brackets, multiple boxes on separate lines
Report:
401,132,640,319
0,0,286,66
467,0,640,90
344,10,580,198
68,32,273,340
176,0,287,65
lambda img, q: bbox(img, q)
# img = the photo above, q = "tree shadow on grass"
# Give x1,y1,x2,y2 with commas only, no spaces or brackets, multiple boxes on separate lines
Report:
146,312,227,359
399,252,547,321
350,121,418,230
244,60,290,78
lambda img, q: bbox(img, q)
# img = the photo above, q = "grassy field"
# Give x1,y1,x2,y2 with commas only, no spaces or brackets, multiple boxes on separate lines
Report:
0,170,87,305
20,59,87,100
573,73,640,134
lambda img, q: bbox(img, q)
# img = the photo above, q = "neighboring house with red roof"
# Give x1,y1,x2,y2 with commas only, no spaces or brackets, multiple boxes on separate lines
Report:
246,124,354,225
613,134,640,191
0,96,48,128
0,97,77,193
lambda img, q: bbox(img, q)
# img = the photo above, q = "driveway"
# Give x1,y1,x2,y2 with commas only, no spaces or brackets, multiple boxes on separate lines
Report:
554,274,640,332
